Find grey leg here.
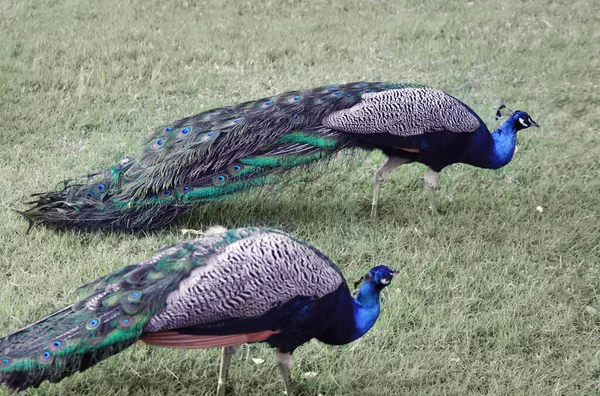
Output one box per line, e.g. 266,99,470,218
424,167,440,215
371,156,412,219
216,346,239,396
275,349,294,396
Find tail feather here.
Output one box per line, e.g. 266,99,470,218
20,82,410,232
20,130,351,232
0,243,205,390
0,303,146,391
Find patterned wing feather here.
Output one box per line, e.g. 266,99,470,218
322,88,481,136
145,231,344,332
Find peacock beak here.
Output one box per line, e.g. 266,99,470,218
531,119,540,128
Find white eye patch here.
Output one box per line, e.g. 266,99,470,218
518,117,528,127
380,278,390,285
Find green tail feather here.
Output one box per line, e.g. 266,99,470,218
0,298,148,391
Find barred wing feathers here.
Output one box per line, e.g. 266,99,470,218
323,88,480,136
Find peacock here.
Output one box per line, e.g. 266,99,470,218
0,226,397,395
20,82,538,231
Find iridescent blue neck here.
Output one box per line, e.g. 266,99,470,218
315,281,383,345
350,282,381,339
464,117,518,169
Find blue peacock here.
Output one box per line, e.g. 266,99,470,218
0,227,397,395
20,82,538,231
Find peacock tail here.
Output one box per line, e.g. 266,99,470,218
0,227,273,391
19,82,420,232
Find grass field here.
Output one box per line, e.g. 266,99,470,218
1,0,599,394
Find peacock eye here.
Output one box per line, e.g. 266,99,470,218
39,351,53,362
152,138,166,150
118,316,135,328
129,291,141,300
213,174,227,185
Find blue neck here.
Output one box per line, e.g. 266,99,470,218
464,118,518,170
350,282,381,339
317,282,381,345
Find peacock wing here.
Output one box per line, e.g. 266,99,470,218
322,87,481,137
143,230,345,334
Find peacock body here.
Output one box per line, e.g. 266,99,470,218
0,227,396,394
20,82,538,231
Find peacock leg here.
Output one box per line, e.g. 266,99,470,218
371,156,412,219
424,167,439,215
216,345,239,396
275,349,294,396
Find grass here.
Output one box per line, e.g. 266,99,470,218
0,0,599,394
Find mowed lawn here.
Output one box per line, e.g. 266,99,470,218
0,0,598,395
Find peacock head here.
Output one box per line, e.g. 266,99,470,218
496,105,539,131
512,110,539,130
359,265,398,292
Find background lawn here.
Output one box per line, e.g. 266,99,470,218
0,0,598,394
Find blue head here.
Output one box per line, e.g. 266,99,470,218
512,110,539,131
357,265,398,293
496,105,539,131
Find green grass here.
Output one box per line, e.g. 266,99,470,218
0,0,599,394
